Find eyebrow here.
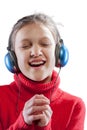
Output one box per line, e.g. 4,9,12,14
21,39,30,43
21,36,50,42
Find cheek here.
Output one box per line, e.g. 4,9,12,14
51,54,56,66
47,48,55,64
16,51,27,66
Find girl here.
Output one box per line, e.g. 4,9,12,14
0,13,85,130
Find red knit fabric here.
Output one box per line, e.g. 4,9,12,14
0,70,85,130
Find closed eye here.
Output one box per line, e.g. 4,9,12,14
40,42,52,47
21,41,32,49
40,37,53,47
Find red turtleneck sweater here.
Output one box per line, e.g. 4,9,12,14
0,70,85,130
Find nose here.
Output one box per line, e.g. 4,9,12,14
30,44,42,57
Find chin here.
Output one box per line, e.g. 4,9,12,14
25,71,52,83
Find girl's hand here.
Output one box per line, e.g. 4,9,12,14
22,94,52,127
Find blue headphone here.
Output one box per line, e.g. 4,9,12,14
55,39,69,67
4,39,69,73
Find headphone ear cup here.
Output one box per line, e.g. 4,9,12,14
55,44,69,67
4,51,19,73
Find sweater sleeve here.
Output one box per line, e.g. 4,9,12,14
6,112,52,130
66,99,86,130
6,112,34,130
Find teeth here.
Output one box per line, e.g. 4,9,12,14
30,61,44,66
30,61,44,65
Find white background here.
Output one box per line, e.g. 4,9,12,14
0,0,87,129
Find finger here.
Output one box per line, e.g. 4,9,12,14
24,94,50,109
33,112,48,127
29,113,44,122
39,94,50,102
22,112,43,125
33,99,50,106
31,94,50,104
44,109,53,120
27,104,49,115
43,104,53,118
23,95,40,110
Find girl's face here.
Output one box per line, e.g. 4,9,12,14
14,23,56,83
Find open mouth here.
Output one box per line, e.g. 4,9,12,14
29,61,46,67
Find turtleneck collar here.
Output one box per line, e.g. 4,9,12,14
14,70,60,92
14,70,61,101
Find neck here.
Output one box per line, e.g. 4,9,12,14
29,76,52,84
14,70,60,94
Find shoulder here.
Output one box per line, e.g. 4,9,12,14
0,81,16,97
0,81,15,89
60,89,86,111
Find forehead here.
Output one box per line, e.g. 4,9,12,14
15,23,55,42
